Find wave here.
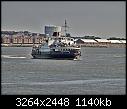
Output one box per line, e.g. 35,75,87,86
2,55,26,59
2,78,125,86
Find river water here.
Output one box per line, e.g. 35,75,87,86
1,47,126,95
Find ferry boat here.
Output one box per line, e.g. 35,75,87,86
31,20,81,60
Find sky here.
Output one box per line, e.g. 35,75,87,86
1,1,126,38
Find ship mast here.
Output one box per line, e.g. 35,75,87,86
62,19,70,36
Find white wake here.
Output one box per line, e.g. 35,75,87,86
2,55,26,59
2,78,125,86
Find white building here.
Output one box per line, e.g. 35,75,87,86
75,39,97,44
95,39,111,43
119,40,126,44
81,39,98,43
108,40,122,43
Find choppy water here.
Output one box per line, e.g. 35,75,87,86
1,47,126,95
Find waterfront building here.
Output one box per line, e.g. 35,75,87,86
119,40,126,44
108,40,123,43
95,39,111,44
76,39,97,44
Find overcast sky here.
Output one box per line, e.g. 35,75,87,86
2,1,125,38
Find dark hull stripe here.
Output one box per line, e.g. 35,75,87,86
32,53,80,59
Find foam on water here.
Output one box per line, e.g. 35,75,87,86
2,55,26,59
